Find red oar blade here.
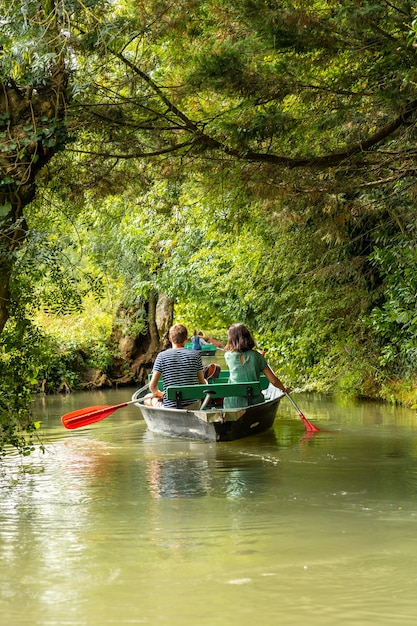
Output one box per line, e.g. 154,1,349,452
285,393,321,433
299,413,321,433
61,402,129,430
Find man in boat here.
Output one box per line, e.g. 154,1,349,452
145,324,218,408
198,331,224,349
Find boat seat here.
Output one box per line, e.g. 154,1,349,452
165,381,263,409
147,372,269,396
214,372,269,389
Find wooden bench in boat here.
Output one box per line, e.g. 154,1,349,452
210,370,250,383
150,372,269,387
212,372,269,388
165,379,268,409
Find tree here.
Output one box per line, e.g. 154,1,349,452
0,0,109,455
3,0,417,339
70,1,417,181
1,0,417,456
71,0,417,397
0,1,85,332
81,188,177,383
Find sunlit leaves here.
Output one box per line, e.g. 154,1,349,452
364,238,417,371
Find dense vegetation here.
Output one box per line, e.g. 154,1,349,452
1,0,417,455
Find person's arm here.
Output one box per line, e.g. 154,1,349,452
149,371,164,398
198,370,207,384
262,364,290,393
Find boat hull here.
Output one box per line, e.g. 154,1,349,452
133,391,281,442
184,343,217,355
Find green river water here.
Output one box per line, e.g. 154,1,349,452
1,387,417,626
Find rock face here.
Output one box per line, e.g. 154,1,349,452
118,336,136,361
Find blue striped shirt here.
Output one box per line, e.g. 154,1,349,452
153,348,203,407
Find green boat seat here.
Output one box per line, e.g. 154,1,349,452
147,372,269,398
165,381,263,409
214,372,269,390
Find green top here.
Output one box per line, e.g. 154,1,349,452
224,350,268,408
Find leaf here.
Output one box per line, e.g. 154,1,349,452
0,202,12,216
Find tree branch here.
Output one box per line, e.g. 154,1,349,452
95,49,417,170
67,140,195,159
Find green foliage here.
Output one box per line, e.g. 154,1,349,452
2,306,114,402
364,236,417,374
9,224,104,317
22,0,417,405
1,0,417,465
0,317,45,457
34,298,115,392
0,0,111,83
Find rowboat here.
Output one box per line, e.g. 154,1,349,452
131,371,283,442
184,342,217,355
61,374,319,436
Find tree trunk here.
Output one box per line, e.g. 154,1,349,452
109,292,174,386
155,292,174,349
148,289,161,353
0,65,69,334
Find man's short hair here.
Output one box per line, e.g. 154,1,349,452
169,324,188,344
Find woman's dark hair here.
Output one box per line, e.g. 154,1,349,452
225,324,255,352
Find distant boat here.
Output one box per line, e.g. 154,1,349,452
184,342,217,355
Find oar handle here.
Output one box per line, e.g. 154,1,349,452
284,392,304,416
284,392,320,433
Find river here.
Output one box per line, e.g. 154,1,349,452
1,387,417,625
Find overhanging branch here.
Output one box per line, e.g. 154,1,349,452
95,48,417,170
67,140,195,159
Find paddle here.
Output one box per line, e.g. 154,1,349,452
285,392,320,433
61,385,148,430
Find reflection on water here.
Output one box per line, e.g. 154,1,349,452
1,390,417,625
143,429,282,500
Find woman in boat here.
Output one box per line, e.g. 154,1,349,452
224,323,289,408
190,329,202,350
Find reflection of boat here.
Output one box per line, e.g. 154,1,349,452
184,342,217,355
142,429,280,499
132,372,283,442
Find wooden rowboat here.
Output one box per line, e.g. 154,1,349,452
184,342,217,355
131,372,283,442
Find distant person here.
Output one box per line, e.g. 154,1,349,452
190,329,202,350
224,323,289,408
197,331,211,346
198,331,224,348
145,324,206,408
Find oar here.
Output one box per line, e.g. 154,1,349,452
285,392,320,433
61,385,149,430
